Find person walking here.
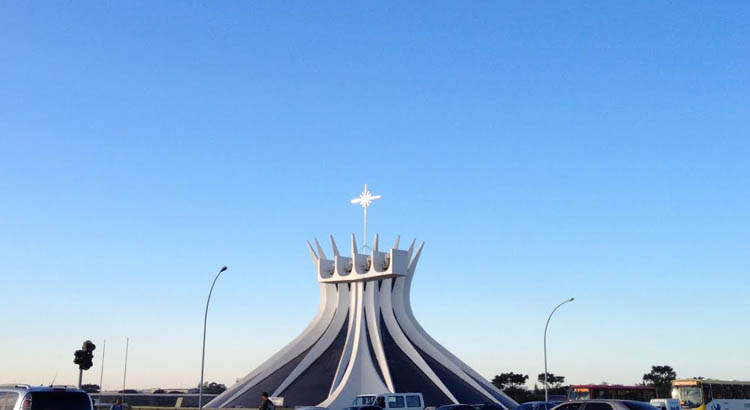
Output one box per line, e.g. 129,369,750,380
110,398,124,410
260,392,275,410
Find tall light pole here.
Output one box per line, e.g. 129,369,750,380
544,297,574,402
98,339,105,404
199,266,228,410
122,337,129,392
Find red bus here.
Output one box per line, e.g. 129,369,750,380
568,385,658,402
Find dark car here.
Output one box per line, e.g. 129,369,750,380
473,404,506,410
551,400,660,410
343,406,383,410
0,385,93,410
515,401,562,410
437,405,479,410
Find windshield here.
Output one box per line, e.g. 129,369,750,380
354,396,376,406
672,387,703,408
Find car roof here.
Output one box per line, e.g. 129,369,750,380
377,393,422,396
0,385,86,393
555,400,657,406
570,385,656,390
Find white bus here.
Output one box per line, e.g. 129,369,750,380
672,379,750,410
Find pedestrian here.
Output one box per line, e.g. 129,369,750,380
110,397,124,410
260,392,275,410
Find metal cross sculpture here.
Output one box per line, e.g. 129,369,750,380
351,184,381,252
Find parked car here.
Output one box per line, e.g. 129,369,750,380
436,405,477,410
473,404,506,410
353,393,425,410
552,399,661,410
0,384,93,410
515,401,562,410
353,395,378,406
343,406,383,410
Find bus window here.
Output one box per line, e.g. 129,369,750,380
702,384,712,404
727,384,736,399
712,385,725,400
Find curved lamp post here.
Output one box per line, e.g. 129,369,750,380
544,297,574,402
199,266,228,410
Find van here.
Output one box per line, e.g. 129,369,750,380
0,384,93,410
352,393,425,410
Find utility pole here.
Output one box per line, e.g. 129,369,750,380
122,337,129,391
98,339,106,402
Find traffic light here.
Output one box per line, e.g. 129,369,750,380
73,340,96,371
83,340,96,354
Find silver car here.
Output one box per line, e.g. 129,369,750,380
0,384,93,410
552,400,660,410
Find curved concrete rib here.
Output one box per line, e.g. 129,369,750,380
364,280,394,393
212,282,338,406
330,283,359,393
320,282,388,410
379,278,458,404
397,262,515,407
392,275,501,405
272,284,351,397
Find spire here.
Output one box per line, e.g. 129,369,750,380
350,184,381,252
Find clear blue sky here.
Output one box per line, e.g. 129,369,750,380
1,2,748,391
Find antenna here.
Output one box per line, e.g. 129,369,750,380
50,372,58,386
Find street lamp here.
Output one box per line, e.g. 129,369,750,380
544,297,574,402
199,266,228,410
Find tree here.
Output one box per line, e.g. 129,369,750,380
537,372,565,388
200,382,227,395
492,372,530,403
643,365,676,397
81,384,100,393
492,372,529,390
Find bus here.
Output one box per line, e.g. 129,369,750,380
672,379,750,410
568,385,657,402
